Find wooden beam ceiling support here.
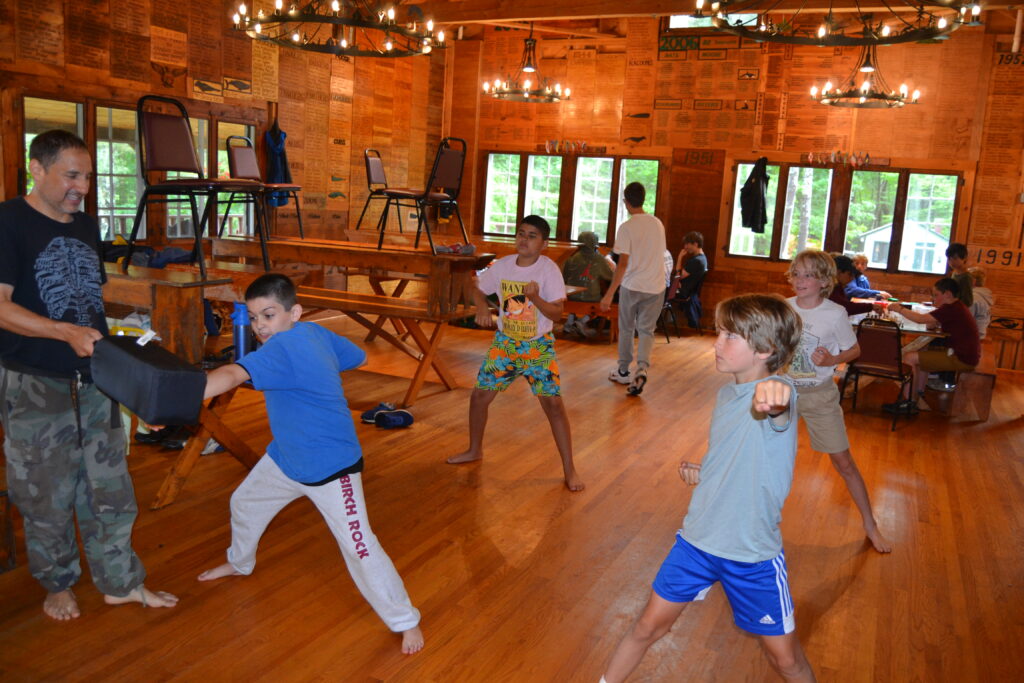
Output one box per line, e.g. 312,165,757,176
419,0,1020,23
474,20,621,39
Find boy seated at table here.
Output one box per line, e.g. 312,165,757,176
845,254,890,300
882,277,980,414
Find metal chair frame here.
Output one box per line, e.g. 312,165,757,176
840,317,913,431
220,135,304,247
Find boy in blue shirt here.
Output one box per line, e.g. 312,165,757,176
197,274,423,654
602,294,815,682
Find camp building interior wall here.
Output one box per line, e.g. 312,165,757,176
0,4,1022,322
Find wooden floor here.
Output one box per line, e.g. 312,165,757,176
2,316,1023,682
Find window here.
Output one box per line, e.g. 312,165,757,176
482,152,662,242
23,97,84,194
897,173,956,274
728,161,779,258
725,161,961,273
216,122,256,237
165,117,209,240
844,170,899,268
95,106,142,240
779,167,833,259
572,157,614,240
615,158,659,227
483,153,521,235
524,155,562,232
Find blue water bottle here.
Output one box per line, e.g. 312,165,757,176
231,301,251,361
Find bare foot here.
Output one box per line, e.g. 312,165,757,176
401,626,424,654
866,526,893,553
446,450,482,465
564,469,585,492
197,562,244,581
104,585,179,608
43,589,80,621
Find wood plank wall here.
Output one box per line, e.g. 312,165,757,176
454,22,1024,320
0,0,446,242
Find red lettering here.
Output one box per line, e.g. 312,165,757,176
348,520,360,531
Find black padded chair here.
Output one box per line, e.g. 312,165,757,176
221,135,304,240
355,149,419,235
123,95,262,278
840,317,913,431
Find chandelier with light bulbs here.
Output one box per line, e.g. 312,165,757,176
231,1,446,58
810,43,920,108
693,1,983,46
482,24,570,104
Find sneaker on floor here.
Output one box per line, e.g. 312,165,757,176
361,401,396,424
562,313,578,335
627,369,648,397
375,408,414,429
608,367,631,384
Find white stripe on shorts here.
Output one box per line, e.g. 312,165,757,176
772,553,796,634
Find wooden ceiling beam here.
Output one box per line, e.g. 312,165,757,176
418,0,1020,23
472,20,621,39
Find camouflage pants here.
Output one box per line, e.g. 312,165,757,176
0,368,145,597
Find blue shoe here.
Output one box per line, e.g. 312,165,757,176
361,402,396,424
374,408,414,429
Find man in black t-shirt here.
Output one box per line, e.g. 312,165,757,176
0,130,177,620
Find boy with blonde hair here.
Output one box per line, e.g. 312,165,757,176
785,250,891,553
602,294,814,682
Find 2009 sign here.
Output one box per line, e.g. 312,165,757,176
975,248,1024,268
996,53,1024,66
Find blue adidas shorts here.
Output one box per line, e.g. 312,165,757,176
652,535,795,636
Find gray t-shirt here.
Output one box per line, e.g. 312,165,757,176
680,376,798,563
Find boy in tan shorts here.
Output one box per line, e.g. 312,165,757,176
785,250,891,554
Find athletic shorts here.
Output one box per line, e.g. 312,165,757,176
474,331,560,397
918,349,975,373
796,380,850,454
653,536,795,636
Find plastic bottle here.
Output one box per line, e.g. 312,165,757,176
231,301,251,361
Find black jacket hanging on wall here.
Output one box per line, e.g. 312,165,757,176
265,120,292,208
740,157,770,234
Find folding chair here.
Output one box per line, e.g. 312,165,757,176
221,135,304,241
355,149,419,234
840,317,913,431
122,96,262,277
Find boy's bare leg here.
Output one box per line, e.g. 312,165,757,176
104,585,178,608
197,562,244,581
604,592,687,682
537,395,584,491
402,625,425,654
828,450,892,553
759,633,816,681
447,388,498,464
43,589,80,620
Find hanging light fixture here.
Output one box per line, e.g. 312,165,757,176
700,3,981,46
482,23,570,103
810,43,920,108
231,1,446,58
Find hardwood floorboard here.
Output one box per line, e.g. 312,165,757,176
2,318,1023,681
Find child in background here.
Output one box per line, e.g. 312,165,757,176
197,273,423,654
786,250,892,554
967,266,993,339
601,294,814,683
845,254,890,300
447,215,584,491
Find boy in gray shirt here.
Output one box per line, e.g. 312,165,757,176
602,294,816,683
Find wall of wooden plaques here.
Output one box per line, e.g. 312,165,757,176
0,0,444,241
466,21,1024,318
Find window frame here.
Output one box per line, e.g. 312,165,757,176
724,158,963,275
477,150,663,245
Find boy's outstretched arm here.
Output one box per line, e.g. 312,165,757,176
204,363,251,400
753,378,792,426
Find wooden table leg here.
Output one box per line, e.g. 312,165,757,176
400,319,455,407
150,387,258,510
365,279,409,343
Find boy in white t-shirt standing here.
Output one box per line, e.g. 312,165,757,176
600,182,667,397
785,250,891,554
447,216,583,492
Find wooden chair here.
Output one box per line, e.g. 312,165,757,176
220,135,304,242
122,95,263,278
380,137,469,253
840,317,912,431
355,149,419,234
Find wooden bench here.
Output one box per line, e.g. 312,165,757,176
922,346,997,422
561,299,618,343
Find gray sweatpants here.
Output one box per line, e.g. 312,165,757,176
225,455,420,632
617,287,665,371
1,368,145,597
